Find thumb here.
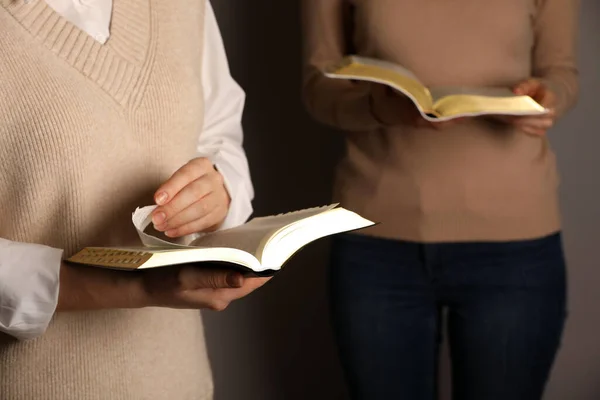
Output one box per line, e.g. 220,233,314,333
513,79,541,96
180,267,245,290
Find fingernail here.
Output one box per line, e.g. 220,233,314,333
165,229,177,237
226,273,244,288
153,223,167,232
152,212,166,225
155,192,168,205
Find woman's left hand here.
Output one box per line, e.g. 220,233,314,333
151,158,231,237
505,79,557,136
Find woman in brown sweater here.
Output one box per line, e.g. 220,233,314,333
302,0,579,399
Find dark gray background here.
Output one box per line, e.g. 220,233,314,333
203,1,599,399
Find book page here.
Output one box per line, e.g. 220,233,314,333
190,205,339,259
132,205,197,248
429,86,519,103
325,56,434,112
259,207,374,270
428,86,547,120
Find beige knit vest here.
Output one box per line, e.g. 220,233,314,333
0,1,214,398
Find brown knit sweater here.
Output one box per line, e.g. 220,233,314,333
0,0,214,398
302,0,579,242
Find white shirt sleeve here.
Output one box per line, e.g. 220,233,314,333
0,239,63,340
197,1,254,230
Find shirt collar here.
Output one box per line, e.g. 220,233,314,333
44,0,112,44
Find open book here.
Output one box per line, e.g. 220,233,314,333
66,204,374,275
324,56,548,121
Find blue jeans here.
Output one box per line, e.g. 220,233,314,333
329,233,567,400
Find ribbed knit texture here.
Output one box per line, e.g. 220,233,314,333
0,0,214,398
303,0,579,242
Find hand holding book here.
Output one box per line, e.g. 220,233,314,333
57,258,270,312
326,56,549,123
140,266,270,311
495,79,558,136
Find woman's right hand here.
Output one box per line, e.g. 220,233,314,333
57,262,270,312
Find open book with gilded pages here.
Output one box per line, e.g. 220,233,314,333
67,204,375,275
324,56,548,122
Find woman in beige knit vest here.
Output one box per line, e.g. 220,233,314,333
302,0,579,399
0,1,269,399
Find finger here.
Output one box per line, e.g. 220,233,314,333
512,114,554,126
160,192,222,235
185,276,271,311
180,267,245,290
513,79,541,96
538,92,557,110
230,276,271,294
153,176,215,228
536,118,554,129
521,125,547,136
213,277,272,302
166,202,228,237
513,117,554,130
154,158,213,206
240,276,271,292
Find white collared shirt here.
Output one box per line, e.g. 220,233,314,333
0,0,253,340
